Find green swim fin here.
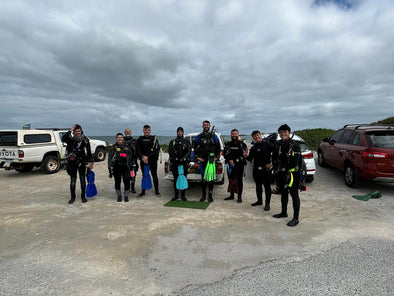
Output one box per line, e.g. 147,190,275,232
203,153,216,182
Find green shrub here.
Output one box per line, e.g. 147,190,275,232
160,144,169,153
294,128,335,151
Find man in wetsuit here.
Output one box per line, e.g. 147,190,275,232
168,127,191,201
136,125,161,197
224,129,247,203
194,120,221,202
244,130,273,210
272,124,301,227
62,124,93,204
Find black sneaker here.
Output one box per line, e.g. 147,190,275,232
208,197,213,203
287,219,299,227
237,197,242,203
264,205,270,211
124,197,129,202
251,202,262,207
138,192,145,197
199,196,206,202
224,196,234,200
273,213,288,218
68,198,75,204
171,196,179,201
117,196,122,202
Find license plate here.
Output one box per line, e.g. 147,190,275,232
0,149,18,158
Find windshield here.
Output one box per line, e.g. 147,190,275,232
366,131,394,149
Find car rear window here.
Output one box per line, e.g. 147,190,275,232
0,132,17,146
366,131,394,149
24,134,52,144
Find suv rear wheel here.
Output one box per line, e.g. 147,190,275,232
317,150,327,167
344,164,360,188
41,156,61,174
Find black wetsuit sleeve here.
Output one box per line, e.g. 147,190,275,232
108,146,114,171
61,130,73,145
84,137,93,163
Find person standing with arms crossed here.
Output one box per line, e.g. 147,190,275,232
244,130,273,210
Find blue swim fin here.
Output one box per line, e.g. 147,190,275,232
176,165,188,190
86,170,97,198
141,164,152,190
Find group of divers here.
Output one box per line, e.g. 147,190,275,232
61,120,304,227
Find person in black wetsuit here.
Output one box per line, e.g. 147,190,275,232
136,125,161,197
62,124,93,204
224,129,247,203
168,127,191,201
244,130,274,210
194,120,221,202
123,128,138,194
108,133,133,202
272,124,301,227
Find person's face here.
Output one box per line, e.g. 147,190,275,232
143,128,151,137
231,130,239,141
124,129,131,136
116,135,124,144
279,130,290,141
73,128,82,138
203,122,210,132
177,130,183,137
252,133,262,143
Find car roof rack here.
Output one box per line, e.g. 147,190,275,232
343,124,393,130
35,128,69,131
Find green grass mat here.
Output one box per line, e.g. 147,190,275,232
164,200,210,210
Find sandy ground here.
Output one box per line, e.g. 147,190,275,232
0,153,393,295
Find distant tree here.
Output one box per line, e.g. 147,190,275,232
294,128,335,151
372,116,394,125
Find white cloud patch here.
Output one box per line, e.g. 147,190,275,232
0,0,393,135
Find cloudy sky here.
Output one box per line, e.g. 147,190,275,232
1,0,393,136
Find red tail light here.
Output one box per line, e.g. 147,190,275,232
18,150,24,158
217,163,223,175
164,161,168,174
303,152,314,159
362,151,388,159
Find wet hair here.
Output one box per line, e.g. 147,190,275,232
177,127,184,133
278,124,291,133
231,129,239,134
251,130,261,136
143,124,151,130
74,124,83,134
116,133,123,137
203,120,210,125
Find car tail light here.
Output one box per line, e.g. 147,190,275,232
303,152,314,159
18,150,24,158
362,151,388,159
217,162,223,175
164,161,168,174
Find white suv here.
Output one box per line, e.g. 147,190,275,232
164,132,226,184
0,129,108,174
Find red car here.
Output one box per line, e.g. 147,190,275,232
318,124,394,187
